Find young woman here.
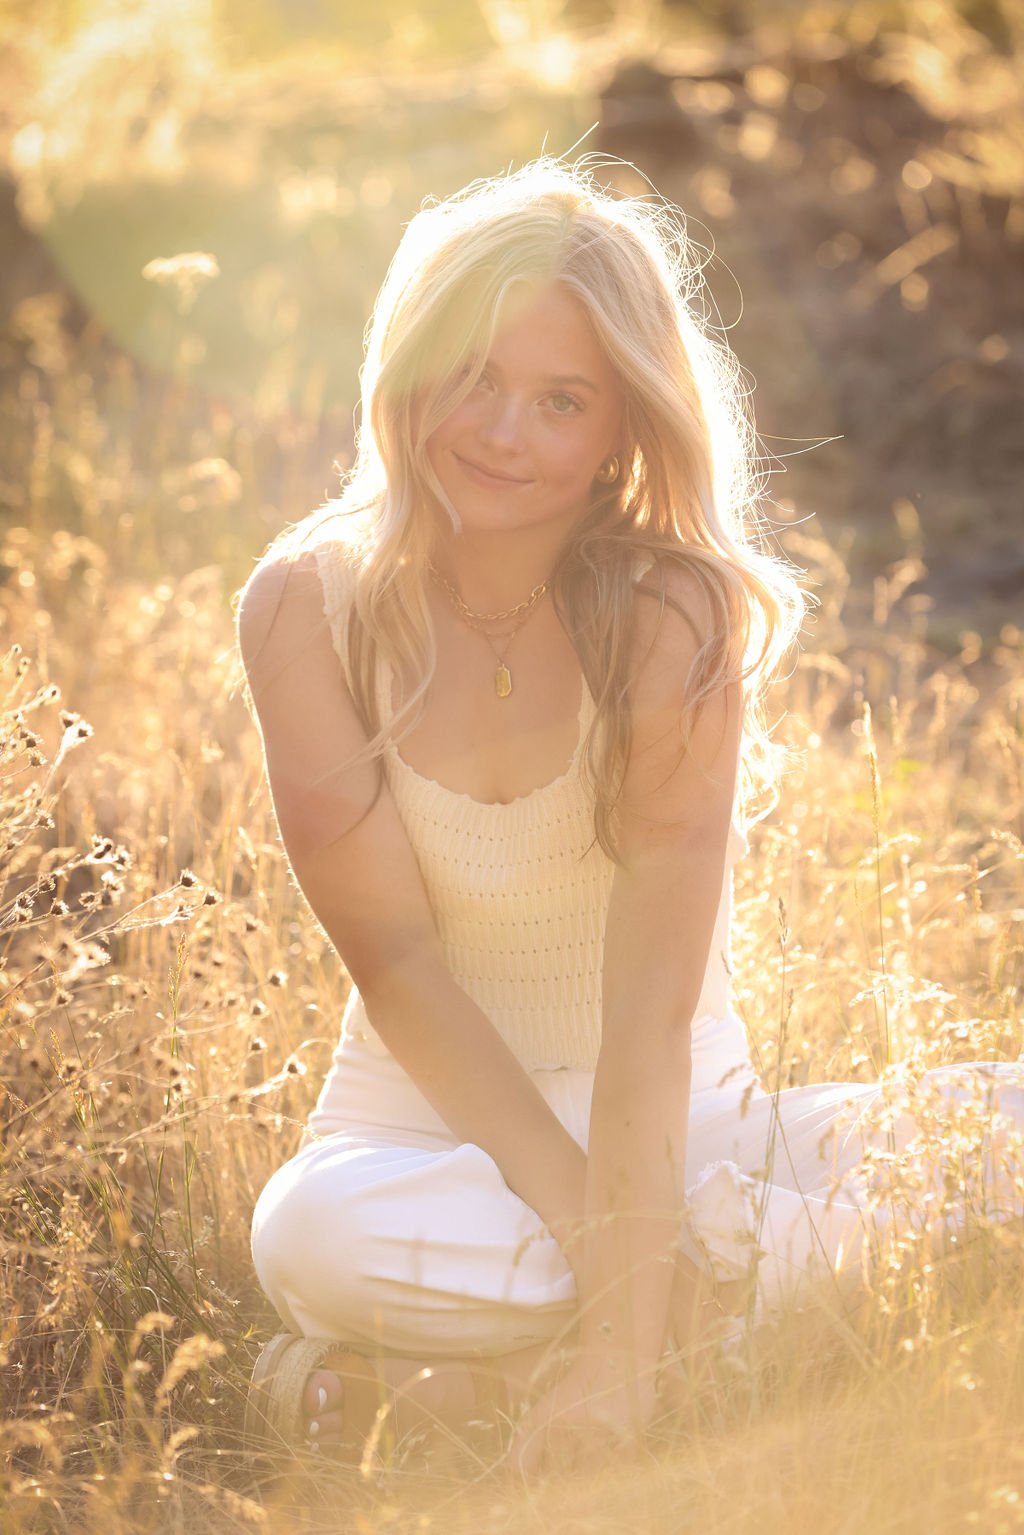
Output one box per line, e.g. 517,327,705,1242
235,157,1024,1475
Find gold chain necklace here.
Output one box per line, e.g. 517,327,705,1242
429,564,549,623
427,561,549,699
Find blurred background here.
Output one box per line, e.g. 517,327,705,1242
1,9,1023,1516
2,0,1022,639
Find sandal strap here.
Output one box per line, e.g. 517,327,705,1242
246,1333,337,1451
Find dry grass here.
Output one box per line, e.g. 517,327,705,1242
2,1,1023,1529
1,447,1022,1535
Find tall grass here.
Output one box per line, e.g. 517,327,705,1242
1,453,1022,1534
2,0,1023,1528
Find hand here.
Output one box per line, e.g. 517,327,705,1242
507,1347,658,1478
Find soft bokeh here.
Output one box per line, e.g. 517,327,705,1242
1,2,1022,1531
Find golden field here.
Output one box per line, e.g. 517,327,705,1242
1,1,1022,1530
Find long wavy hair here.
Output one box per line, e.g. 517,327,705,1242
237,154,809,866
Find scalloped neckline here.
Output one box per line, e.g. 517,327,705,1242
383,659,592,811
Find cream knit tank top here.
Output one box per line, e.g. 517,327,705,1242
305,528,749,1094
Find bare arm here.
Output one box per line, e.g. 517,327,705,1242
236,544,587,1272
574,562,744,1384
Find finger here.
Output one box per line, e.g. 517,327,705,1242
540,1426,588,1477
510,1411,558,1478
509,1428,543,1478
507,1416,537,1475
533,1416,593,1475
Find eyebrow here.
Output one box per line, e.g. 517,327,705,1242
544,374,598,394
477,358,599,394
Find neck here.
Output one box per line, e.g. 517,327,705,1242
428,523,567,612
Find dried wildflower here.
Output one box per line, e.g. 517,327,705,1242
52,714,93,767
154,1333,226,1409
141,251,220,316
56,712,93,742
0,1420,64,1471
267,970,287,987
178,869,198,887
250,999,268,1018
248,1036,268,1054
156,903,191,927
183,456,242,506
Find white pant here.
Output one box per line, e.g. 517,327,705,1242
251,1026,1024,1359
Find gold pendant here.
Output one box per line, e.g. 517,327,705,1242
495,664,512,698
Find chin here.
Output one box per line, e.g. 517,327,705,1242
462,511,588,544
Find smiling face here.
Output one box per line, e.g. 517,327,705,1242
424,280,625,543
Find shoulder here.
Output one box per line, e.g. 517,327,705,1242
628,552,718,692
615,551,743,854
235,540,318,670
235,516,358,684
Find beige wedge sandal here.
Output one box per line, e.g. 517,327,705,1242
243,1331,342,1459
243,1330,514,1468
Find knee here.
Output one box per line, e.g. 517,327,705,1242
250,1152,375,1315
250,1164,293,1293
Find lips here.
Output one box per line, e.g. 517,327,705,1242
453,452,533,487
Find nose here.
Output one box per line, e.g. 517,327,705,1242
477,390,527,455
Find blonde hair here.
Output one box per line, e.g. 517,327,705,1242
241,154,809,865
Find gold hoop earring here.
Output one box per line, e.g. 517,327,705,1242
595,456,620,485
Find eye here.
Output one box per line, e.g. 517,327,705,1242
454,362,488,389
547,392,583,415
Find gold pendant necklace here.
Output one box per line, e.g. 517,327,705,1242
428,562,549,699
479,625,520,697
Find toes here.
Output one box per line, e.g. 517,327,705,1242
307,1407,346,1443
302,1368,342,1424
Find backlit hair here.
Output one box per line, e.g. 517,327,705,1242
238,154,810,864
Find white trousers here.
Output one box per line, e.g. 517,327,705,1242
251,1024,1024,1360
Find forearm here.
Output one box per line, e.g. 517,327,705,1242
360,951,589,1278
575,1021,692,1381
285,810,591,1280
